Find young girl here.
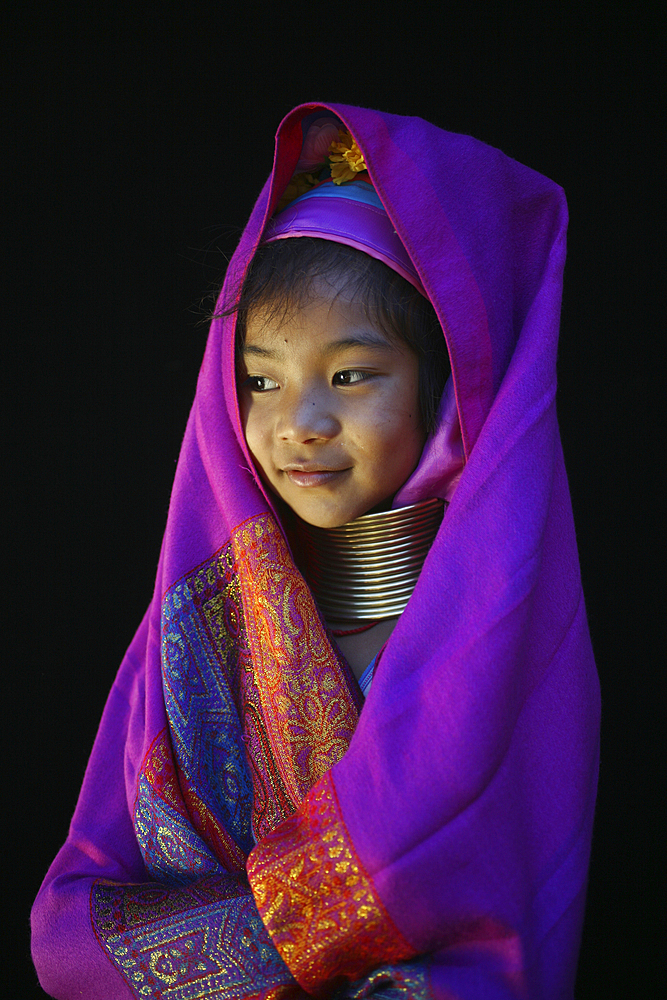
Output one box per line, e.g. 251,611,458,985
32,104,600,1000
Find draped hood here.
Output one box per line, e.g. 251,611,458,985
32,103,599,1000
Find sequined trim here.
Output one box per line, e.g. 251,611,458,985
92,873,303,999
232,514,362,828
247,771,414,995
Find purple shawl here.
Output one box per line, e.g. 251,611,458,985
32,103,599,1000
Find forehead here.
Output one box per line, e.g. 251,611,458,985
243,283,403,355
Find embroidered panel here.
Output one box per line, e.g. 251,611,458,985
232,515,362,826
92,873,305,999
135,731,245,884
160,547,255,867
247,770,414,996
140,513,361,882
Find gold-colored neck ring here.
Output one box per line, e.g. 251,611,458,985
295,497,445,622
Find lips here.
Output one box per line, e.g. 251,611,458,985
282,463,350,488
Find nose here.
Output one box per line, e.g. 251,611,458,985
276,384,339,443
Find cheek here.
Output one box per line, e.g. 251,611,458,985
377,377,422,443
239,400,267,464
385,383,425,469
363,401,424,470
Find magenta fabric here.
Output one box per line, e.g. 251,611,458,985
31,103,599,999
393,375,464,506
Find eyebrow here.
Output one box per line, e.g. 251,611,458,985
242,344,277,358
323,334,395,356
242,333,395,360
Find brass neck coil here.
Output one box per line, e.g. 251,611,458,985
295,497,445,622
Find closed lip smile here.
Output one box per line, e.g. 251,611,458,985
282,462,346,473
281,462,350,487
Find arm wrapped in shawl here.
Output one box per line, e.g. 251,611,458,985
31,607,302,1000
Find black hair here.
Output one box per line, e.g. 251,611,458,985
228,237,450,434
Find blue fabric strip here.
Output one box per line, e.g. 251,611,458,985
358,653,378,699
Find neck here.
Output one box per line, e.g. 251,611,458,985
293,498,445,622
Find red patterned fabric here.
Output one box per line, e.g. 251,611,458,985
233,515,362,821
248,771,413,995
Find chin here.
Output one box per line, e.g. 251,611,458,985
293,508,354,529
307,514,354,529
289,497,384,529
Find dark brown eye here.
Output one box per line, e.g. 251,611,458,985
332,370,367,386
242,376,278,392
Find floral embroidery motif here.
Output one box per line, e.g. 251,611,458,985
92,873,303,999
156,513,359,849
247,771,413,995
232,515,361,831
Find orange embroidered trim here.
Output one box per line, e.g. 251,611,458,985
232,514,361,817
247,770,414,996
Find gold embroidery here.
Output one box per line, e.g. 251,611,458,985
92,874,307,998
247,771,414,995
232,514,361,823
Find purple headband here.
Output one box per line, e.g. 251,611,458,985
264,178,426,297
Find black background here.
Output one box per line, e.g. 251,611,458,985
6,8,660,997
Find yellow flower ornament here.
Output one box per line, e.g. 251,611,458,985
275,125,369,212
328,130,368,184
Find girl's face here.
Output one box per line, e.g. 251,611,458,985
238,281,426,528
